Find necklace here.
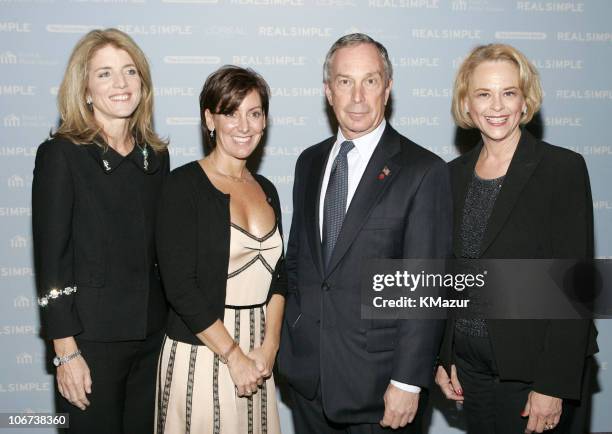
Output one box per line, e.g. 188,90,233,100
206,158,250,183
135,142,149,171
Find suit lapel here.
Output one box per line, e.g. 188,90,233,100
304,138,334,278
325,125,402,277
479,130,544,256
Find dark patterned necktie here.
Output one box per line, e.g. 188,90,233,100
322,140,355,268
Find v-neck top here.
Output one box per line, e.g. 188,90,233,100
156,161,287,345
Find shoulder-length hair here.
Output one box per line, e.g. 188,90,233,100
451,43,543,129
54,28,167,152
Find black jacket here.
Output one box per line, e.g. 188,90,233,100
278,124,453,423
155,161,287,346
438,129,598,400
32,137,169,341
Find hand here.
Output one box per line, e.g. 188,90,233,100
379,383,419,429
435,365,464,402
522,390,562,433
227,348,265,397
246,344,277,380
56,355,92,411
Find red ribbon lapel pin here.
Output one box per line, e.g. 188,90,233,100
378,165,391,180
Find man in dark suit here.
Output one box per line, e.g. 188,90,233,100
278,33,453,433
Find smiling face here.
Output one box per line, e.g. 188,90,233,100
86,44,142,127
325,43,392,140
204,89,266,161
465,60,526,147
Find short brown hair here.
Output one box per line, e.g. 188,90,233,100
451,43,543,129
199,65,270,149
54,28,167,152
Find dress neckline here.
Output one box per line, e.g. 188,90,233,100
230,221,278,242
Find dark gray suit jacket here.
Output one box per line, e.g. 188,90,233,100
278,124,453,423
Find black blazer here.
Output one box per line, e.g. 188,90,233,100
32,137,169,341
438,129,598,400
155,161,287,346
278,124,453,423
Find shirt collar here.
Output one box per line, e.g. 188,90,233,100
87,139,160,174
335,119,386,160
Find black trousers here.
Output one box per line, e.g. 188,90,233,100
57,329,164,434
291,385,426,434
454,330,589,434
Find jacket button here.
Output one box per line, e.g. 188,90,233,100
322,283,330,291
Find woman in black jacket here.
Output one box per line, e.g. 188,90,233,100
155,66,286,433
32,28,168,433
435,44,597,434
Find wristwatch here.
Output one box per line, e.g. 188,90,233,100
53,349,82,367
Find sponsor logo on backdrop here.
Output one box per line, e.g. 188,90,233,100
593,201,612,210
423,145,457,156
0,325,38,335
7,175,32,188
16,352,44,365
281,204,292,215
229,0,304,5
258,27,332,37
579,145,612,155
412,88,452,98
264,146,307,157
166,117,199,126
544,116,582,127
0,207,31,217
163,56,220,65
270,116,307,126
395,116,440,126
232,56,306,66
50,86,59,95
531,58,583,69
117,25,193,35
516,2,584,12
0,51,58,66
14,296,33,308
203,25,247,37
412,29,481,39
163,0,217,3
71,0,144,3
557,32,612,42
556,90,612,100
0,382,50,392
368,0,438,8
2,114,54,128
450,0,504,11
391,57,440,68
0,85,36,96
0,22,32,32
1,267,34,277
0,146,38,157
315,0,356,6
270,87,323,97
10,236,29,248
266,175,295,185
154,87,196,97
167,146,200,157
495,31,547,40
46,24,100,33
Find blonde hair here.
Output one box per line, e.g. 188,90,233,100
451,44,543,129
54,28,167,152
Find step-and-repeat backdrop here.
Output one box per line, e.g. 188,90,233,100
1,1,610,432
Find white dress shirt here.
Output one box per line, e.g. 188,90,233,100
318,119,421,394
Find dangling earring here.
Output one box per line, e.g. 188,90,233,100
86,96,93,111
209,129,215,140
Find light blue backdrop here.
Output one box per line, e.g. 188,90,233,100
1,1,610,432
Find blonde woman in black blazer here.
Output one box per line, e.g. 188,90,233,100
32,29,168,433
435,44,597,434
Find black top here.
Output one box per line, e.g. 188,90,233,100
156,161,287,346
32,137,169,341
455,173,505,337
